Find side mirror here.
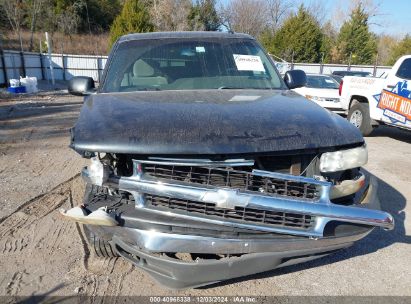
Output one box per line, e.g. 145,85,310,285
68,76,95,96
284,70,307,89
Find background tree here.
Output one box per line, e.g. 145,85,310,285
265,5,324,63
56,0,83,53
188,0,220,31
320,21,337,63
219,0,269,37
377,35,398,65
387,35,411,65
78,0,121,33
109,0,154,47
27,0,44,51
334,3,377,64
1,0,27,51
266,0,294,34
151,0,192,31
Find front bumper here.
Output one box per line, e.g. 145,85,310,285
78,161,393,289
110,234,357,289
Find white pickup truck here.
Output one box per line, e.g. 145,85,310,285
340,55,411,135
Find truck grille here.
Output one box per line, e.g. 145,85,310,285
143,165,319,200
146,194,315,230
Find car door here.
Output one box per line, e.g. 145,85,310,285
379,57,411,129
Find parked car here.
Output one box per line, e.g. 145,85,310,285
62,31,393,289
292,74,344,114
332,70,372,77
339,55,411,135
329,74,343,84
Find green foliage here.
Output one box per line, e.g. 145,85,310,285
259,29,275,54
79,0,122,32
320,21,337,63
335,3,377,64
188,0,220,31
262,6,324,63
320,34,332,63
387,35,411,65
109,0,154,47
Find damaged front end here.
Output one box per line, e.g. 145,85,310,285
61,150,393,289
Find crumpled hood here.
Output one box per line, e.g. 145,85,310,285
71,90,364,155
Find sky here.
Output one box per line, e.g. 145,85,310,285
300,0,411,37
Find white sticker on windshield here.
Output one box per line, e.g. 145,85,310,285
325,79,334,84
196,46,205,53
233,54,265,72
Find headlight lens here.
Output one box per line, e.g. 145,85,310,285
320,145,368,172
305,95,340,103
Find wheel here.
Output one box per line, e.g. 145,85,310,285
348,100,374,136
83,225,119,258
82,184,119,258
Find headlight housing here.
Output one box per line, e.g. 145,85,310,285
320,145,368,172
305,95,339,103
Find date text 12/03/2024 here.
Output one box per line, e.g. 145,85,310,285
149,296,257,303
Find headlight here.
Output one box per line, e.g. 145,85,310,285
305,95,339,103
320,145,368,172
88,157,109,186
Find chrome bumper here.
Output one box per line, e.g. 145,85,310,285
81,161,394,238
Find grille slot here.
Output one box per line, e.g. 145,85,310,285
146,195,315,230
143,165,319,200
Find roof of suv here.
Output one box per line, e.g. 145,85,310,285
118,31,254,43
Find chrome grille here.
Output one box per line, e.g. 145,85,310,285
143,165,319,200
146,194,315,230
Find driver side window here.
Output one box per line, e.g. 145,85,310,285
396,58,411,80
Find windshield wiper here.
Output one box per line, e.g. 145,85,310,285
217,86,242,89
217,86,273,90
136,87,162,91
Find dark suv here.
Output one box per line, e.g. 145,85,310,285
63,32,393,289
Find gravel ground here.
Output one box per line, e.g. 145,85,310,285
0,93,410,299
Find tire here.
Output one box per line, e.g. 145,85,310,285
347,100,374,136
82,184,119,258
83,225,119,258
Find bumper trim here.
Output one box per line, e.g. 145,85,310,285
107,225,371,254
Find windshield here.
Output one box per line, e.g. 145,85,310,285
101,37,283,92
306,75,339,89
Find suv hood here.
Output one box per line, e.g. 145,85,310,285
71,90,363,155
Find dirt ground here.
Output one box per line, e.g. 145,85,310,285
0,92,410,299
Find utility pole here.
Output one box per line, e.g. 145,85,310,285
45,32,55,86
373,53,379,77
320,52,324,74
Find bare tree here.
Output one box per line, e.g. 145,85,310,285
1,0,26,51
305,0,328,26
151,0,192,31
220,0,269,37
266,0,294,33
57,0,83,53
28,0,44,51
377,35,398,65
331,0,385,30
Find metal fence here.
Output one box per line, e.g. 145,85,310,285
0,49,392,86
292,63,392,77
0,50,108,86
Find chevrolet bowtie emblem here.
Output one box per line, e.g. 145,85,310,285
201,189,250,209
